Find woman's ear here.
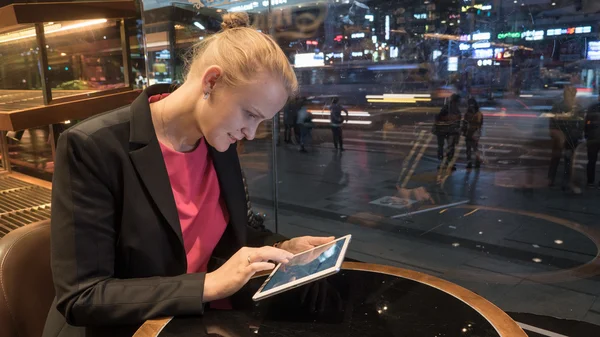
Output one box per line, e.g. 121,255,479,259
202,65,223,94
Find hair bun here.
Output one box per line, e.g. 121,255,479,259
221,12,250,30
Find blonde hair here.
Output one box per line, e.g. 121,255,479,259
186,12,298,97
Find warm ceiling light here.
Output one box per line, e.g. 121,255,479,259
0,19,107,44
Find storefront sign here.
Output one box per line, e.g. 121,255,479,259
472,42,491,49
351,32,365,39
294,52,324,67
460,32,490,41
414,13,427,20
521,30,544,41
587,41,600,60
461,4,492,12
497,32,521,39
385,15,390,40
472,48,493,59
547,26,592,36
448,57,459,72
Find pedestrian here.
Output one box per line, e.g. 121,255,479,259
297,97,313,152
548,86,584,191
330,97,349,151
433,94,462,170
463,97,483,168
585,98,600,187
283,97,298,144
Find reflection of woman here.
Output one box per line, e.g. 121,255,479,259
43,13,332,337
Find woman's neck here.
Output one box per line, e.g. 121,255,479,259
150,83,204,152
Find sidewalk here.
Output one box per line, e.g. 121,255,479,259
240,139,600,327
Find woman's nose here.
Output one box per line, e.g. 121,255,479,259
242,126,257,141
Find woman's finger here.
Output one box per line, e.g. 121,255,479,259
250,246,293,263
306,236,335,246
248,262,276,273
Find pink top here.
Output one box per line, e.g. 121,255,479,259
151,94,229,273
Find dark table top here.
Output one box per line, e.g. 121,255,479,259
134,262,525,337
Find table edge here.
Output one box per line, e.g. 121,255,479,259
133,261,526,337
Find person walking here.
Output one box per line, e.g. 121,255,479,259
585,99,600,187
463,97,483,169
330,97,349,151
548,86,583,191
283,97,299,144
433,94,462,170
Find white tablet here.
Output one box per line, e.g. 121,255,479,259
252,235,351,301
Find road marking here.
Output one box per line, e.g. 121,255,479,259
344,138,513,153
397,130,426,186
516,322,569,337
390,200,470,219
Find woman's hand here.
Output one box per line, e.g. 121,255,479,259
203,246,293,302
278,236,335,255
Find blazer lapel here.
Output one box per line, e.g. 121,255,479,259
128,85,184,250
209,144,247,249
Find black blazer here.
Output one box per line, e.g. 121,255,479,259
42,84,285,337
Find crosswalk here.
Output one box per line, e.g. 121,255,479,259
319,118,595,167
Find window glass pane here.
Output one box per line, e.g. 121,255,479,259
0,25,44,110
269,0,600,333
44,19,127,98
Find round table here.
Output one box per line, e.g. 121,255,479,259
134,262,526,337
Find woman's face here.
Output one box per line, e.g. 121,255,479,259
197,71,288,152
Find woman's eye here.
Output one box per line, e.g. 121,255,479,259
247,111,258,119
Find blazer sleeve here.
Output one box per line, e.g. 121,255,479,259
51,129,205,327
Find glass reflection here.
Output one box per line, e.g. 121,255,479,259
129,0,600,334
44,19,127,98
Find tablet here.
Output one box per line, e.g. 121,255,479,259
252,235,351,301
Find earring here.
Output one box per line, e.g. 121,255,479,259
203,92,210,100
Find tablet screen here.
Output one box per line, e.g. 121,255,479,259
261,237,347,292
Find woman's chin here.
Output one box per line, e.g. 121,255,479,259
213,139,233,152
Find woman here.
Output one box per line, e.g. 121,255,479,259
43,13,333,337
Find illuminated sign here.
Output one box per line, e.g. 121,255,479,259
472,48,493,59
385,15,390,40
448,57,458,72
226,0,288,12
477,59,494,66
414,13,427,20
294,53,324,68
588,41,600,60
351,51,364,57
459,43,470,51
461,4,492,12
365,15,374,22
472,42,491,49
460,33,490,41
351,32,365,39
326,52,344,59
334,35,343,42
390,46,399,58
521,30,544,41
547,26,592,36
433,50,442,60
497,32,520,39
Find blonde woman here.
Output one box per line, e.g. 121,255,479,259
43,13,333,337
